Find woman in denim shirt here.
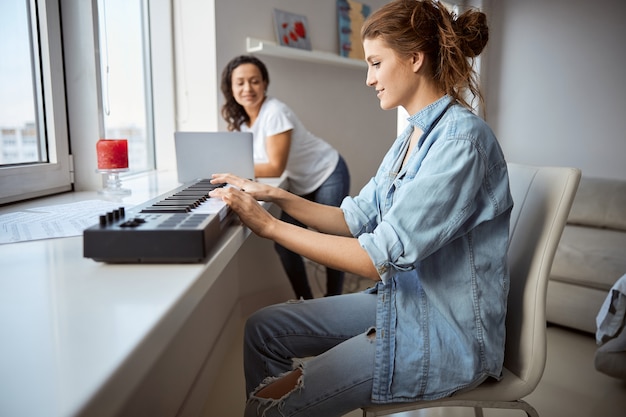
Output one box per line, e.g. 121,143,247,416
209,0,513,415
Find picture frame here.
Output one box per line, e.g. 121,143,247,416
273,9,312,51
337,0,371,59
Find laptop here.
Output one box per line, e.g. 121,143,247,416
174,131,255,183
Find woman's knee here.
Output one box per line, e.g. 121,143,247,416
244,306,278,348
244,301,303,343
245,304,281,335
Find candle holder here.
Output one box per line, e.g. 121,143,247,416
96,138,130,196
97,168,131,195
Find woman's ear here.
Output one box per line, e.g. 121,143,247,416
411,52,424,73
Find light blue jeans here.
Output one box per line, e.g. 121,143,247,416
244,292,378,417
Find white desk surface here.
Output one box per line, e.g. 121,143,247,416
0,171,284,417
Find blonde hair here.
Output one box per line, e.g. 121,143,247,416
361,0,488,110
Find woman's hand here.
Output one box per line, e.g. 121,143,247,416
210,173,274,201
209,174,277,238
210,174,378,279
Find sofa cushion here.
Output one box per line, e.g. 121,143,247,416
567,177,626,232
546,280,607,334
550,225,626,290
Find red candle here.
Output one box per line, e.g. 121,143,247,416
97,139,128,169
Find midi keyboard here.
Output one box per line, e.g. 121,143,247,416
83,179,235,263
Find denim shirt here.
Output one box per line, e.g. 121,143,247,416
341,96,513,403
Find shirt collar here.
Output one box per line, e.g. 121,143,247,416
406,95,455,132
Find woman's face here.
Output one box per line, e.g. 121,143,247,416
231,63,267,113
363,37,420,113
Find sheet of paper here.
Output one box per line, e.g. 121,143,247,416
0,200,131,244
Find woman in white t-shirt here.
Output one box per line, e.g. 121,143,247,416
220,55,351,299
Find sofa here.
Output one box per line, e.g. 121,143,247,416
546,176,626,335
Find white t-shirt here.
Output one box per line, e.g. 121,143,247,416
242,97,339,195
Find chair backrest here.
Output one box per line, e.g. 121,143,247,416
504,163,580,395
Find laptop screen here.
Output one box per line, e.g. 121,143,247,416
174,131,255,183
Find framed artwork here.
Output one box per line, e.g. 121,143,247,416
337,0,371,59
273,9,312,51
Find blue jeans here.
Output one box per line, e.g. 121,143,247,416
244,293,378,417
275,155,350,299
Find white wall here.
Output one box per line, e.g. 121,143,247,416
215,0,397,194
171,0,396,310
174,0,396,194
175,0,626,185
482,0,626,180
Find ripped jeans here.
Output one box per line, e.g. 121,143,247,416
243,292,378,417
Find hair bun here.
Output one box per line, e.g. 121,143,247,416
454,10,489,58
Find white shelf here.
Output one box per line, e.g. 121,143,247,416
246,37,366,70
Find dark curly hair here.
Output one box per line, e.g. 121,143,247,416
361,0,489,110
220,55,270,131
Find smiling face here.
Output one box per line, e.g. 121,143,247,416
231,63,267,113
363,37,423,114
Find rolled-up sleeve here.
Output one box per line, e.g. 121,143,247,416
341,177,379,237
357,222,408,283
342,188,411,284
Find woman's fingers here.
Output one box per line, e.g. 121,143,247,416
211,173,275,201
210,172,244,188
209,186,274,237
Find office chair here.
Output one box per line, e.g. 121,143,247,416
363,163,581,417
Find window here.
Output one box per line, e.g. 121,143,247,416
98,0,155,173
0,2,44,166
0,0,71,204
0,0,173,205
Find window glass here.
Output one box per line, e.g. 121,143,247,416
0,0,71,205
0,0,45,166
98,0,154,173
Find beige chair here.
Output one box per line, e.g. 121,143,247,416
362,163,581,417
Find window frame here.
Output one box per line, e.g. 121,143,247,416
0,0,72,205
